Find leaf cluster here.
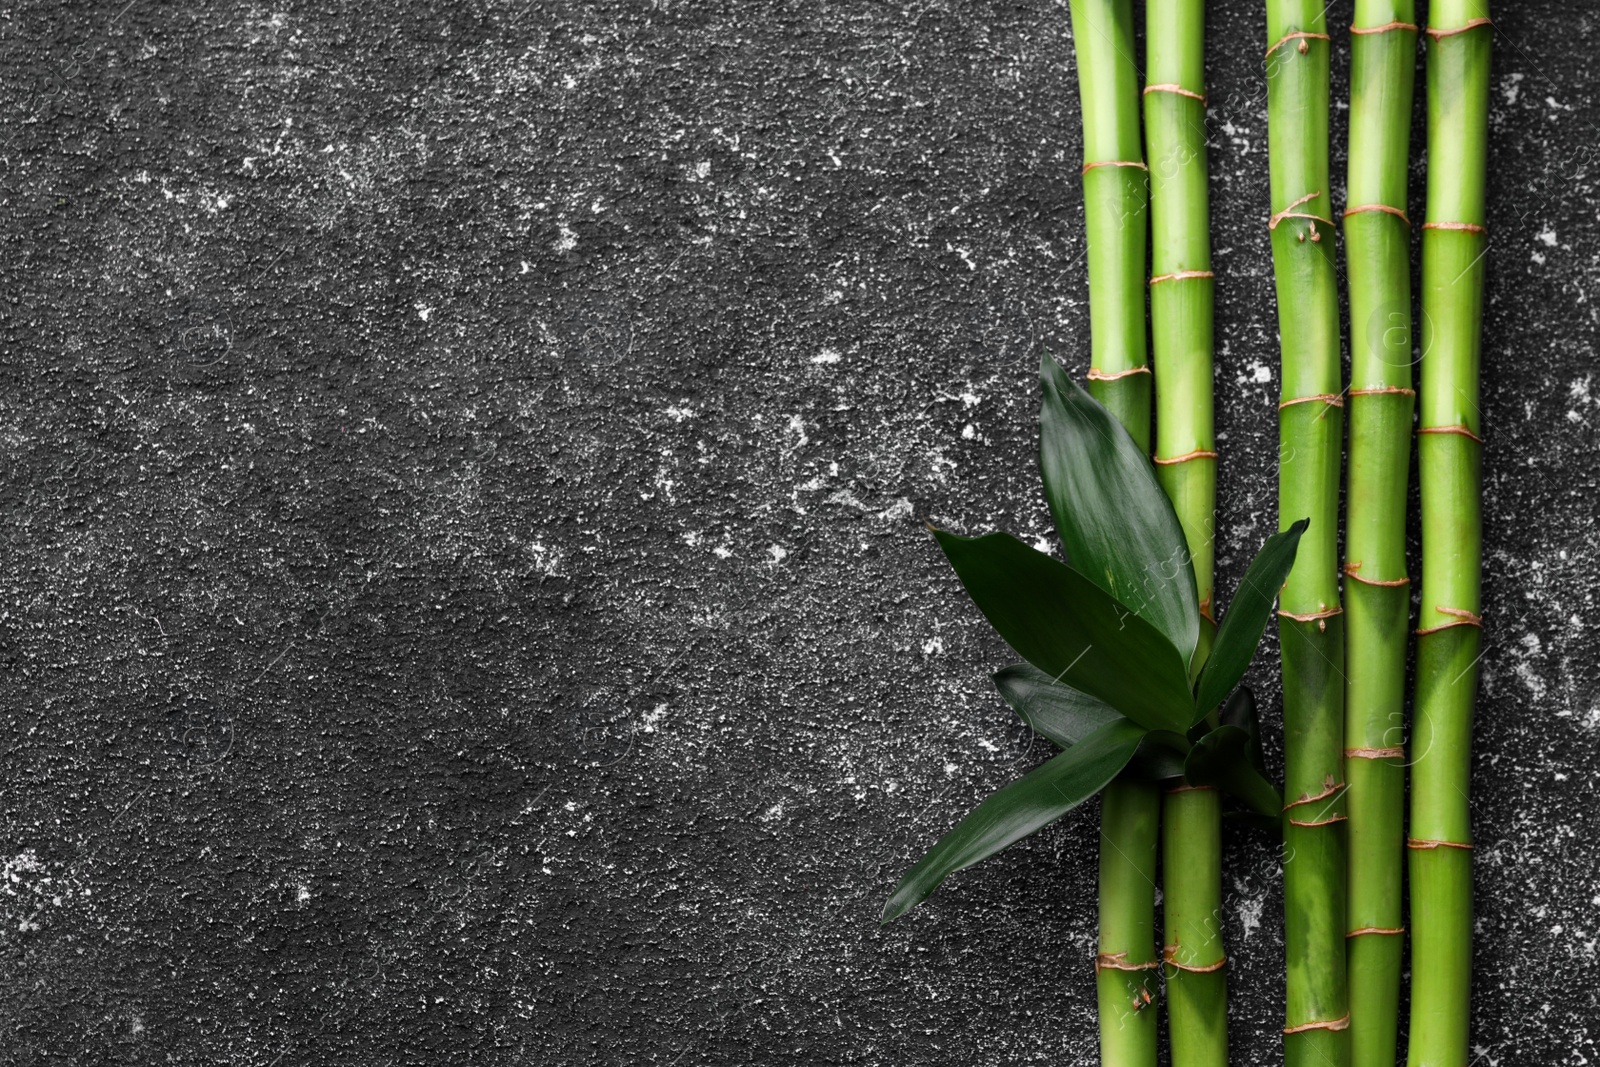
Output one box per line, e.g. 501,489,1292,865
882,357,1306,923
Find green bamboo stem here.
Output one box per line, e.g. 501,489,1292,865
1162,788,1225,1065
1072,0,1151,444
1069,5,1158,1062
1408,5,1489,1065
1265,4,1347,1064
1143,3,1223,1064
1097,781,1162,1066
1342,5,1417,1065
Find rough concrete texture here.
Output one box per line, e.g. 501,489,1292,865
0,1,1594,1064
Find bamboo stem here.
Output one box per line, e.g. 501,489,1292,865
1163,788,1226,1066
1098,781,1162,1067
1072,0,1151,449
1068,5,1158,1062
1265,3,1348,1065
1342,4,1416,1065
1143,2,1223,1063
1408,4,1489,1065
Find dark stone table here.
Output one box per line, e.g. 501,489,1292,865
2,2,1592,1063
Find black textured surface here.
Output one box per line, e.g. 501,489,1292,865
2,2,1595,1064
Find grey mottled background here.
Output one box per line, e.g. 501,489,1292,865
1,2,1594,1064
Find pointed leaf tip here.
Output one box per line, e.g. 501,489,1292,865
881,717,1146,920
1192,523,1308,720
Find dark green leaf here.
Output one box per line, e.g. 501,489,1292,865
1192,519,1309,721
1219,686,1267,774
1184,725,1282,817
881,718,1146,922
934,529,1196,733
992,664,1121,747
995,665,1183,781
1129,731,1188,781
1039,356,1200,663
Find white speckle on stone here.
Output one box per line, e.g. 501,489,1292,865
415,303,433,322
1538,228,1558,247
1241,361,1272,385
1238,893,1265,940
528,542,563,577
1515,661,1547,700
877,497,913,522
813,348,841,364
297,883,311,904
713,545,733,559
768,544,788,564
961,423,975,439
922,636,943,655
665,405,696,422
640,704,668,734
555,223,578,252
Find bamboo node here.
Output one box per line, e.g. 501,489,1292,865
1346,926,1406,938
1198,595,1215,625
1277,605,1342,632
1152,449,1219,465
1086,365,1152,381
1142,83,1207,104
1417,423,1484,443
1421,220,1488,235
1343,562,1410,587
1163,944,1227,973
1345,746,1406,760
1283,779,1345,811
1416,606,1484,635
1095,951,1160,973
1288,813,1348,827
1284,1014,1350,1035
1348,386,1416,397
1265,31,1330,60
1426,17,1493,39
1166,783,1216,795
1082,160,1149,175
1350,21,1419,35
1149,269,1214,286
1407,838,1473,850
1278,393,1345,411
1344,203,1412,227
1268,191,1335,231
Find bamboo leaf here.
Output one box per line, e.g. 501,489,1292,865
1192,519,1309,721
1184,724,1282,818
992,663,1122,746
935,529,1195,733
1039,355,1200,663
1130,731,1188,782
994,664,1185,782
1219,686,1267,774
881,717,1146,922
